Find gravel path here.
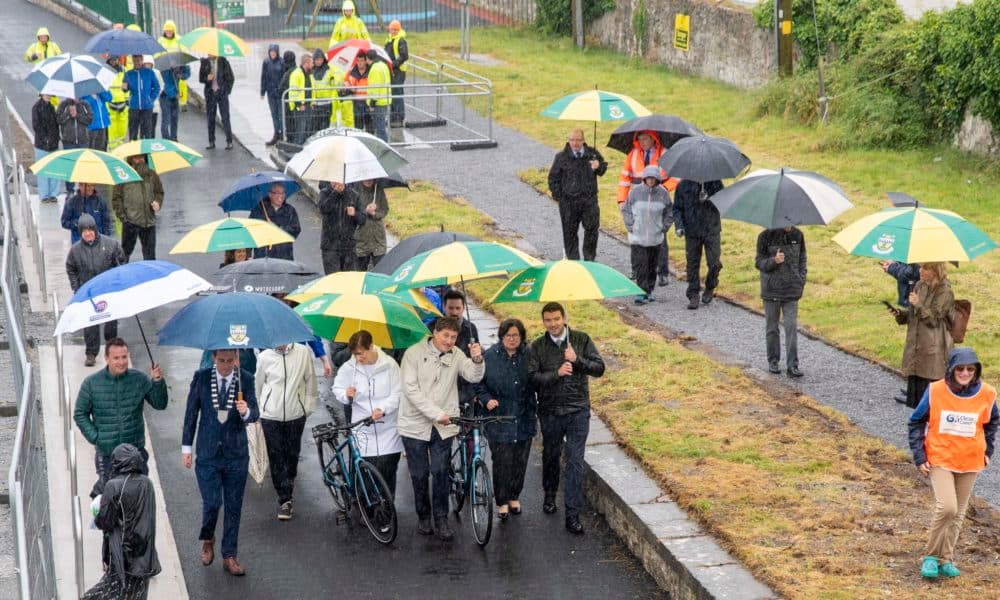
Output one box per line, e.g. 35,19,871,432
397,92,1000,509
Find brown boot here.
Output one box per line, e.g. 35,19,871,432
200,539,214,566
223,556,246,576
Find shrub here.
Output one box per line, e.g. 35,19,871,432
535,0,616,36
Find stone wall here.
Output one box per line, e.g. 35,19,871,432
954,108,1000,158
468,0,536,24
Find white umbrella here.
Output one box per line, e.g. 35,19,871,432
709,168,853,229
26,53,115,99
285,127,408,184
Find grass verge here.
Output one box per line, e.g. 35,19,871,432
387,180,1000,599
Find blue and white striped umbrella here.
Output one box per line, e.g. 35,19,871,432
26,53,115,99
55,260,211,335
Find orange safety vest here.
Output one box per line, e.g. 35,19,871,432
617,133,678,204
925,379,997,472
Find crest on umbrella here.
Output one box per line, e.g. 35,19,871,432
89,298,110,318
873,233,895,255
394,265,413,283
228,324,249,346
609,106,624,119
512,278,536,298
304,299,325,313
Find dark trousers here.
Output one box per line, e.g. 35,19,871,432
288,106,313,145
540,410,590,518
390,70,406,123
490,440,531,506
196,452,248,559
365,452,401,499
631,244,659,295
92,446,147,498
127,108,154,140
83,320,118,357
658,236,669,275
88,128,108,151
260,416,307,505
353,101,371,134
685,234,722,300
906,375,931,409
558,198,600,261
122,222,156,260
355,253,383,272
159,96,179,141
322,247,356,274
764,298,798,369
312,104,331,135
266,92,283,137
369,104,388,142
205,91,233,145
401,429,453,520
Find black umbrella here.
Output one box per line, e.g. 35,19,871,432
606,114,702,155
886,191,919,207
657,135,751,182
153,50,198,70
378,172,409,189
374,229,481,276
210,258,317,295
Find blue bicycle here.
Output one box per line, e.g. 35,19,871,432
312,406,397,545
448,414,515,546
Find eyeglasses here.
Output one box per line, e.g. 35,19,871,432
503,333,521,339
954,365,977,373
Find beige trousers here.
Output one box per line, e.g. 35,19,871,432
925,467,978,562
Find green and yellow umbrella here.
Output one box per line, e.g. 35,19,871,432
294,293,429,348
170,218,294,254
112,138,203,173
389,241,542,289
490,260,642,304
286,271,441,319
29,148,140,184
832,207,998,263
177,27,248,58
542,89,651,145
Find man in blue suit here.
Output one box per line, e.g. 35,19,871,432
182,349,259,577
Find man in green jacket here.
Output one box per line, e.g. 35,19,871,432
112,154,164,261
74,338,168,495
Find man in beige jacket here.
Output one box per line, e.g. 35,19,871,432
399,317,484,540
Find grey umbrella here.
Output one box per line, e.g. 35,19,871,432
886,191,919,207
657,135,751,182
210,258,317,295
153,50,198,70
606,114,702,154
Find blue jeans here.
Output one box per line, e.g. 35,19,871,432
266,91,282,137
540,410,590,518
196,453,248,559
160,96,179,140
401,429,453,519
370,104,388,142
33,148,60,199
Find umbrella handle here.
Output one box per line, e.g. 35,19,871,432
134,315,155,366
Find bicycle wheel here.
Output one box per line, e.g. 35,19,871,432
354,460,397,545
471,458,493,546
449,446,466,514
317,438,351,513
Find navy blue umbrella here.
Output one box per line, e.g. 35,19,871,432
158,292,314,350
218,171,302,213
83,29,165,57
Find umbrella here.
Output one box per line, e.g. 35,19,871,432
218,171,301,213
112,138,203,173
153,50,198,70
374,230,480,276
709,168,853,229
541,89,651,145
158,292,314,350
657,135,751,182
26,53,115,98
326,39,392,73
606,114,702,154
490,260,642,304
177,27,248,58
377,172,409,189
170,217,294,254
285,128,408,183
831,207,998,263
294,293,429,349
84,28,165,57
886,191,918,208
29,148,141,184
210,258,317,294
286,271,441,319
54,260,211,362
388,241,542,289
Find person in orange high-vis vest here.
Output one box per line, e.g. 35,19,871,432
909,346,998,580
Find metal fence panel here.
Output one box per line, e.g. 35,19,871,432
77,0,135,26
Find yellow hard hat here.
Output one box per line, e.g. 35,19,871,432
127,24,141,32
36,27,50,38
342,0,356,12
163,20,176,33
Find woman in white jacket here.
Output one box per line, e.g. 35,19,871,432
255,342,319,520
332,330,403,499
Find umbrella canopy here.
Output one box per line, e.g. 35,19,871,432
541,90,650,122
210,257,317,294
374,231,480,276
709,168,853,229
831,207,998,263
158,292,314,350
177,27,248,57
606,114,702,154
218,171,301,212
170,217,295,254
112,138,202,173
153,50,198,70
286,271,441,319
84,28,165,57
389,241,542,289
26,53,114,98
294,293,429,348
657,135,751,182
490,260,642,304
326,39,392,72
29,148,141,184
285,128,408,183
886,191,918,207
54,260,211,335
377,172,409,189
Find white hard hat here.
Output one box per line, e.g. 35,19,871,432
142,54,154,65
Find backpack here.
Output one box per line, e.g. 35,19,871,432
950,299,971,343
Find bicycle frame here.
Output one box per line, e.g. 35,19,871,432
322,424,375,505
452,422,485,493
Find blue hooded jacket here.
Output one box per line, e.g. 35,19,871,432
160,65,191,99
908,347,999,466
260,43,284,97
61,190,112,242
123,66,161,110
82,91,112,131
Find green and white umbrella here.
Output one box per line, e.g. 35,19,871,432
709,168,853,229
388,241,542,289
177,27,248,58
490,260,642,304
294,293,429,348
541,89,651,145
285,128,408,184
29,148,140,184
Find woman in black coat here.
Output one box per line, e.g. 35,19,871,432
474,318,537,519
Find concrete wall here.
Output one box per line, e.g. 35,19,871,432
954,108,1000,158
589,0,776,88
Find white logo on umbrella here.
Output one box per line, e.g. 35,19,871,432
512,277,536,297
304,300,325,313
609,105,624,119
872,233,895,255
228,324,249,346
394,264,413,282
115,166,128,180
150,142,166,151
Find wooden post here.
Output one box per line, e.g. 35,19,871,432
776,0,793,76
573,0,584,48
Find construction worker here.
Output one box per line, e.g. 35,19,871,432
618,131,678,284
328,0,369,49
346,52,370,133
324,62,353,128
286,53,315,144
310,49,334,134
158,20,189,113
384,20,408,127
105,56,129,149
24,27,61,63
365,49,391,142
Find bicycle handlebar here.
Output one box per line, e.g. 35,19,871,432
452,415,516,425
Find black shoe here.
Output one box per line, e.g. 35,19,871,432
225,141,234,150
787,366,804,378
701,290,714,304
687,297,699,310
84,354,96,367
894,395,908,404
277,501,293,520
417,518,433,535
205,143,215,150
646,295,655,303
265,136,278,146
434,517,454,541
633,295,646,305
657,275,669,287
768,362,781,374
565,516,584,534
543,494,557,514
628,270,637,281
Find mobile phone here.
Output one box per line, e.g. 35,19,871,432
881,300,898,313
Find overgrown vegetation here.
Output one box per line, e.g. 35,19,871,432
534,0,615,35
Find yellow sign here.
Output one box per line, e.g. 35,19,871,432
781,20,792,35
674,14,690,52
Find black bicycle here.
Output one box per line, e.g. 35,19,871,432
448,414,515,546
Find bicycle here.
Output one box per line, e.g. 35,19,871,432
312,405,398,545
447,413,515,547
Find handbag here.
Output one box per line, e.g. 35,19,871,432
246,420,269,485
950,299,972,343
